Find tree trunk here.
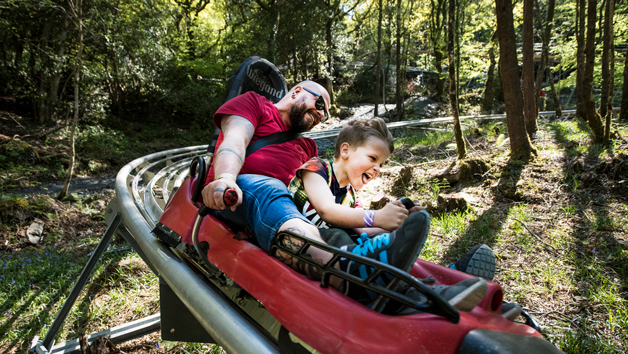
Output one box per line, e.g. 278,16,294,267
620,52,628,121
547,65,562,117
602,0,614,142
482,45,496,113
576,0,586,119
49,13,69,119
522,0,537,135
268,2,280,63
375,0,383,117
59,0,83,200
495,0,536,160
583,0,605,141
325,19,335,106
37,15,55,124
433,49,445,99
449,0,466,159
429,0,446,100
534,0,556,113
395,0,403,121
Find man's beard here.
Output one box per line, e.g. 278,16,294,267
288,100,316,132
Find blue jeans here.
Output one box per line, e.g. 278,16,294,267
211,174,312,252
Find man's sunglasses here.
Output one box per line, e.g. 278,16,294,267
303,88,329,122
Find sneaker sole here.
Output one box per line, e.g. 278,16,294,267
396,210,430,273
447,278,488,312
502,302,522,321
463,244,496,281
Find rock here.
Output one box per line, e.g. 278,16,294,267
435,159,488,185
111,258,149,274
435,193,477,214
391,166,413,196
26,218,45,245
338,108,354,120
369,193,390,210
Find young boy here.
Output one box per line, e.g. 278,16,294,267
289,118,408,243
288,118,488,312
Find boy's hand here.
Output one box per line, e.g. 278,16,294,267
409,199,427,213
373,200,408,230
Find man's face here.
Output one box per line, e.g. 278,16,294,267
288,97,321,132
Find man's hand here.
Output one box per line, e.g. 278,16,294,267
373,200,409,231
201,178,243,212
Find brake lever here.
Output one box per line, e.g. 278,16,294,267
198,189,238,217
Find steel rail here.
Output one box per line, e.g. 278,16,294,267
143,156,198,223
112,145,279,354
302,108,600,140
130,150,203,227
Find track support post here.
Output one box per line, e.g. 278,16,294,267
29,213,123,354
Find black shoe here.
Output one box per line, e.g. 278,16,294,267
393,278,488,315
501,301,522,321
345,211,430,302
450,244,496,281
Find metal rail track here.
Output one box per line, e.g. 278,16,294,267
303,108,596,140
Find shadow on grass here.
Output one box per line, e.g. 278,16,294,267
442,159,527,265
0,247,133,353
0,257,79,352
549,118,628,351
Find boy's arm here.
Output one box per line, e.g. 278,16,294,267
302,170,408,230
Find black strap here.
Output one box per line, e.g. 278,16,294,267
245,131,302,157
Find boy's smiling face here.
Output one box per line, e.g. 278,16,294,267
340,137,390,190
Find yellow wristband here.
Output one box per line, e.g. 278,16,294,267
215,173,237,183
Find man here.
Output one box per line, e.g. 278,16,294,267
201,81,487,310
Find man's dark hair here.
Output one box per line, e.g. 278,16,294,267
334,118,394,158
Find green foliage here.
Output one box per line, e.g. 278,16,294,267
159,62,225,124
74,125,132,163
0,141,39,165
395,130,455,148
336,90,364,106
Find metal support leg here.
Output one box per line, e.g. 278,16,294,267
31,213,123,352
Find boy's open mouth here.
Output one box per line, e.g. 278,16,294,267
362,173,372,184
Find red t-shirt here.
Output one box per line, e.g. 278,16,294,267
207,92,318,186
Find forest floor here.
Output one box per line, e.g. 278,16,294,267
1,108,627,353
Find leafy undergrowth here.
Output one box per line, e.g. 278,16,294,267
1,116,627,353
0,111,212,193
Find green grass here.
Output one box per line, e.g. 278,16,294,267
0,246,224,353
413,118,628,353
394,130,455,149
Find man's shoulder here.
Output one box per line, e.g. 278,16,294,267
296,136,318,156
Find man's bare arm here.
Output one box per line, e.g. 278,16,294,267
202,115,255,210
213,115,255,175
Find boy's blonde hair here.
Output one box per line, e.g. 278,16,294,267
334,118,394,158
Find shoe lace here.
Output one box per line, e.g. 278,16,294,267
352,233,390,257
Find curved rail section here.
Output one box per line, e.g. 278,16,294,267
106,146,279,354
